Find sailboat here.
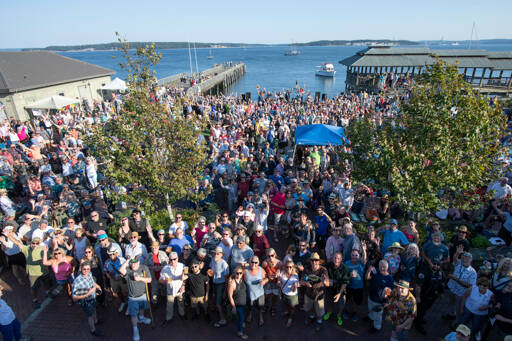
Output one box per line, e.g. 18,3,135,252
208,48,213,60
284,40,301,56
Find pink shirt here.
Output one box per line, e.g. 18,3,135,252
195,226,209,245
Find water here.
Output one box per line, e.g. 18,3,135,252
59,42,512,98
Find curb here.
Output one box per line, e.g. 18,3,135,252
21,285,62,332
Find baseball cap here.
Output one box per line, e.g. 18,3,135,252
97,230,108,240
390,219,398,225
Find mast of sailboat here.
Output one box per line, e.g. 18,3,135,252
468,22,480,50
188,42,194,79
193,42,199,76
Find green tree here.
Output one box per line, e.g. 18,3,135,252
343,59,506,215
85,34,208,218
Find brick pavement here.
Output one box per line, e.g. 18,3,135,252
0,235,496,341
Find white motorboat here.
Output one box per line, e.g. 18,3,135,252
315,63,336,77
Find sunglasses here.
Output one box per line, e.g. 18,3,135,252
235,272,243,275
285,266,293,269
85,251,92,254
131,237,138,239
251,261,259,264
82,268,91,271
170,258,178,261
176,216,182,219
269,254,275,257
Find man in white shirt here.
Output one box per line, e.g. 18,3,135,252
487,177,512,200
159,252,185,324
31,219,54,242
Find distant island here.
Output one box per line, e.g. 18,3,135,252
21,39,512,52
22,39,419,52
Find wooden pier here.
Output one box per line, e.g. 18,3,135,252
158,62,246,97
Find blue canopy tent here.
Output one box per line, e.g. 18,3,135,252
295,124,348,146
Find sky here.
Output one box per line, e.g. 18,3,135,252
2,0,511,48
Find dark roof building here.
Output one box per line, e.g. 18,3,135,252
0,51,114,121
339,46,512,94
0,51,113,94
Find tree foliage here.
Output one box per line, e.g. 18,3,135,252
344,59,507,214
85,34,208,214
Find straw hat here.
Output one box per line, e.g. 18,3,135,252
388,242,404,251
309,252,321,261
394,279,411,290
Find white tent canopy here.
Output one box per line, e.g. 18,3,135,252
25,95,79,109
101,77,127,91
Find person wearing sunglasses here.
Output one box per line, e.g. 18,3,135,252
227,265,248,339
124,232,148,263
244,256,268,327
302,252,330,332
42,245,76,306
262,248,282,317
72,261,103,336
159,251,186,325
279,260,300,327
169,214,188,240
185,260,211,322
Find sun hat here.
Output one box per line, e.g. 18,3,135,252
457,225,468,233
31,237,41,244
214,246,224,254
388,242,404,250
130,231,140,239
394,279,411,290
197,248,207,256
107,246,118,255
455,324,471,337
309,252,321,261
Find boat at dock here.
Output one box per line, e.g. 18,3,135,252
315,63,336,77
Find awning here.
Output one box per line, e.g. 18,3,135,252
25,95,79,109
295,124,348,146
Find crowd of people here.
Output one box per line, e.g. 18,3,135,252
0,86,511,341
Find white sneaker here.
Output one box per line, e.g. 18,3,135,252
118,302,126,313
133,327,140,341
138,316,151,325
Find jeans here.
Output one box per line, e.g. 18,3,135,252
459,307,487,337
391,325,409,341
236,306,245,333
0,318,21,341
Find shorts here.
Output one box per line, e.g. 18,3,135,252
190,296,206,308
29,273,51,291
274,213,283,226
282,294,299,307
249,295,265,309
264,282,280,296
56,277,73,285
110,278,128,296
127,294,149,316
7,253,26,267
213,283,225,306
303,295,325,317
78,298,96,317
346,287,364,305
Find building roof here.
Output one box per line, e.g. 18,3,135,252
339,46,512,70
0,51,114,94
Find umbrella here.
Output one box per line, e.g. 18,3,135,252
25,95,79,110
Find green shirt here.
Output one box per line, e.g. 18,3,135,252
21,245,48,277
310,152,321,166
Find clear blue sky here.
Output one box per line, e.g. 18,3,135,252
2,0,511,48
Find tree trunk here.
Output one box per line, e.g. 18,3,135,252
166,193,174,222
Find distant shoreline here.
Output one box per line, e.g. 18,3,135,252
21,39,420,52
